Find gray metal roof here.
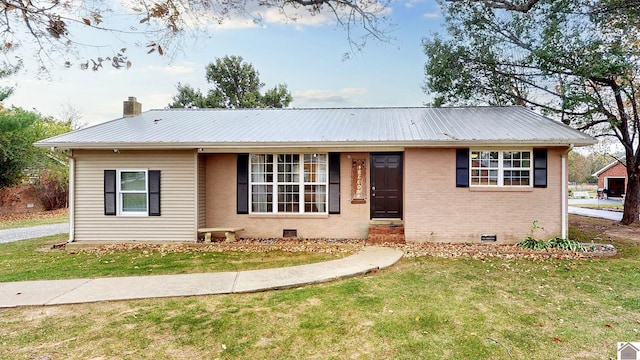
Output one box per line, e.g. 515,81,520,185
35,106,596,149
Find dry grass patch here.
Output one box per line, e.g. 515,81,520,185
0,208,68,229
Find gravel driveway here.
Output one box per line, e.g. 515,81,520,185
0,223,68,244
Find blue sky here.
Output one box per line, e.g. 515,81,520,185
5,1,444,126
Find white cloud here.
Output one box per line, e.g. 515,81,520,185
204,15,262,30
259,7,333,27
196,4,333,30
291,87,368,108
404,0,423,9
202,2,392,30
341,87,368,95
145,64,196,74
292,89,349,107
423,12,440,19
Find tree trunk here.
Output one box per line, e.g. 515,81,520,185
621,157,640,225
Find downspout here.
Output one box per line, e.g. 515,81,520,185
561,145,574,239
68,150,75,243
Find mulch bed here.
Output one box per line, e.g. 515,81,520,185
69,238,616,260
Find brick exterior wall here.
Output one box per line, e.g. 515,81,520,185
403,148,566,243
205,153,371,239
205,148,568,244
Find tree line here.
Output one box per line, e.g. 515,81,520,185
0,105,73,210
1,0,639,224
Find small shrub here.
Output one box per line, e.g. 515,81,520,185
549,237,585,252
518,236,550,250
518,221,550,250
34,169,68,210
518,236,586,252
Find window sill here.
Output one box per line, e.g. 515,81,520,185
249,213,330,219
469,186,534,192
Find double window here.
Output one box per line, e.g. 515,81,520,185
470,150,532,186
249,153,328,214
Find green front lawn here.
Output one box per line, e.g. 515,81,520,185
0,219,638,359
0,235,348,282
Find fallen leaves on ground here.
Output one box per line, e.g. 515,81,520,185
398,242,615,260
0,208,67,223
69,238,615,261
73,239,365,257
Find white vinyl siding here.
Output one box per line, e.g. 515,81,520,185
73,150,197,242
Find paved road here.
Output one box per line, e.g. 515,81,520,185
568,206,623,221
0,223,68,244
567,198,625,221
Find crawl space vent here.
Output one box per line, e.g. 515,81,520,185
481,234,497,242
283,229,298,238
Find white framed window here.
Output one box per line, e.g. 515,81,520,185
249,153,328,214
470,150,531,187
117,169,148,215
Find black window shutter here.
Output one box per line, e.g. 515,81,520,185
456,149,470,187
237,154,249,214
148,170,161,216
328,152,341,214
533,149,548,188
104,170,116,215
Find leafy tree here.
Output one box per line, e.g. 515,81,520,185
0,44,22,101
262,84,294,109
169,83,220,109
0,1,391,73
569,151,614,184
0,108,72,189
0,109,39,188
169,55,292,109
568,151,591,185
423,0,640,224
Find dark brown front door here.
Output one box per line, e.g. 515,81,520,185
370,153,403,219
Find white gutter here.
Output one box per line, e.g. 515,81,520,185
33,135,599,150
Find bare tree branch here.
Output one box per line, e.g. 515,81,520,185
447,0,541,13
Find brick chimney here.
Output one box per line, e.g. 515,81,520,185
123,96,142,117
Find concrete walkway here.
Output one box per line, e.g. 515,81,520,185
0,223,68,244
0,246,404,308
